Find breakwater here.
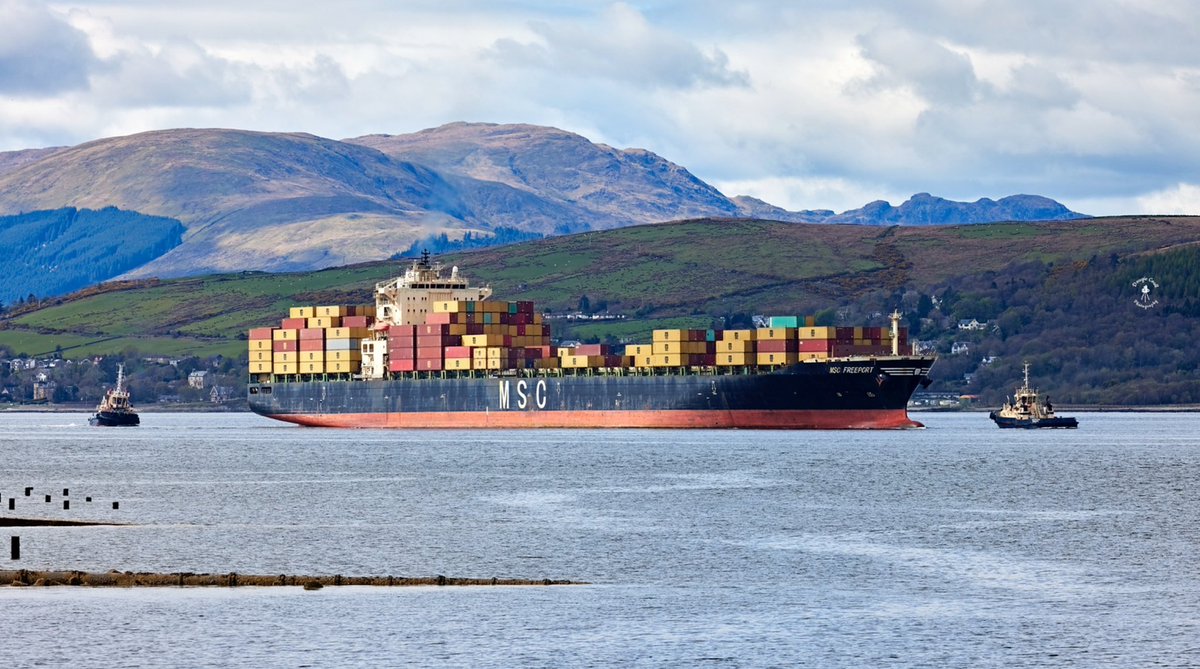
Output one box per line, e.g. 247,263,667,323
2,569,581,588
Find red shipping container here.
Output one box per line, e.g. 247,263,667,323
299,338,324,352
418,323,450,336
299,328,324,340
426,313,451,325
388,359,416,372
416,346,444,361
272,340,298,352
757,340,799,353
517,301,534,313
387,325,416,338
417,334,460,348
342,315,371,328
574,344,610,356
799,340,834,352
281,318,307,329
418,358,444,371
443,346,471,358
248,327,274,340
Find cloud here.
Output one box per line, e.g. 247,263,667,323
1137,183,1200,215
489,3,747,89
855,27,981,105
0,0,98,95
92,38,255,107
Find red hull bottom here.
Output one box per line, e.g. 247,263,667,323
263,409,924,430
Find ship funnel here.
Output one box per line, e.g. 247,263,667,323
889,310,902,356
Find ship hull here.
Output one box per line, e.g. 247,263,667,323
988,412,1077,429
249,357,934,430
89,410,140,427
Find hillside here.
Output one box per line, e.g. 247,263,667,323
0,207,184,306
0,123,1085,293
2,215,1197,404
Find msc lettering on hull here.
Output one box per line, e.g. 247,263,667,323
498,379,548,410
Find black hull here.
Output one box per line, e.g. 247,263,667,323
988,411,1077,429
248,357,935,429
89,411,140,427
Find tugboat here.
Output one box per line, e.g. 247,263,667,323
89,364,140,426
989,363,1077,429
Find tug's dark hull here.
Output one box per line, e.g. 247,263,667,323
89,410,140,427
989,411,1077,429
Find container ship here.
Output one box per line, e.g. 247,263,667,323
246,253,935,429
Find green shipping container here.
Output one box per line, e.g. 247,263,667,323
769,316,800,328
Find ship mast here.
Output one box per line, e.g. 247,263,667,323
889,310,902,356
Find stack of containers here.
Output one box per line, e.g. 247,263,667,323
643,329,717,367
559,343,630,369
272,326,299,375
248,327,274,378
755,327,798,366
797,326,836,361
715,329,756,366
416,322,457,371
429,300,554,372
298,327,325,374
387,325,416,372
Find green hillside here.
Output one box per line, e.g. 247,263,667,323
2,216,1199,404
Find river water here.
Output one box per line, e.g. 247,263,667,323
0,411,1197,667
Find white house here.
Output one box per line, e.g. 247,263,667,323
951,342,971,355
957,318,988,331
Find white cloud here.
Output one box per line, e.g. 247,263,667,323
1136,183,1200,215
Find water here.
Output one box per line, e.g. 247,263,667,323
1,411,1197,667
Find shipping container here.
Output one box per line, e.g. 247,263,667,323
721,329,755,341
388,359,416,373
716,352,751,366
341,315,372,329
756,327,796,341
272,328,300,341
248,327,275,340
288,307,315,319
325,349,363,362
249,339,272,352
326,361,359,374
445,357,472,371
326,327,371,339
755,351,798,366
249,350,272,363
416,334,461,348
325,338,359,351
281,318,307,330
387,325,416,338
718,339,755,353
769,316,800,328
272,362,298,375
800,327,835,340
249,361,271,374
315,306,347,318
272,340,298,353
298,339,324,352
300,361,324,374
625,344,652,356
574,344,610,356
756,340,798,353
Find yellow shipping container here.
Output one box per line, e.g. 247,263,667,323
756,351,799,366
653,329,685,342
464,334,506,347
716,353,751,366
653,341,708,355
532,313,543,325
272,329,299,341
718,339,754,353
485,347,508,360
289,307,315,319
562,355,605,368
799,352,829,362
249,361,272,374
326,327,371,339
445,357,472,370
272,362,298,374
249,339,272,351
556,347,575,357
433,300,461,313
307,317,339,329
326,360,360,374
316,306,347,318
801,327,835,340
325,350,362,362
300,361,324,374
651,353,688,367
274,351,297,363
524,324,544,337
472,358,489,370
756,327,797,341
534,358,560,370
472,348,487,360
626,344,652,356
301,351,324,362
249,350,272,362
721,329,756,341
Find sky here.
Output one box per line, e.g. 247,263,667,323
2,0,1198,216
